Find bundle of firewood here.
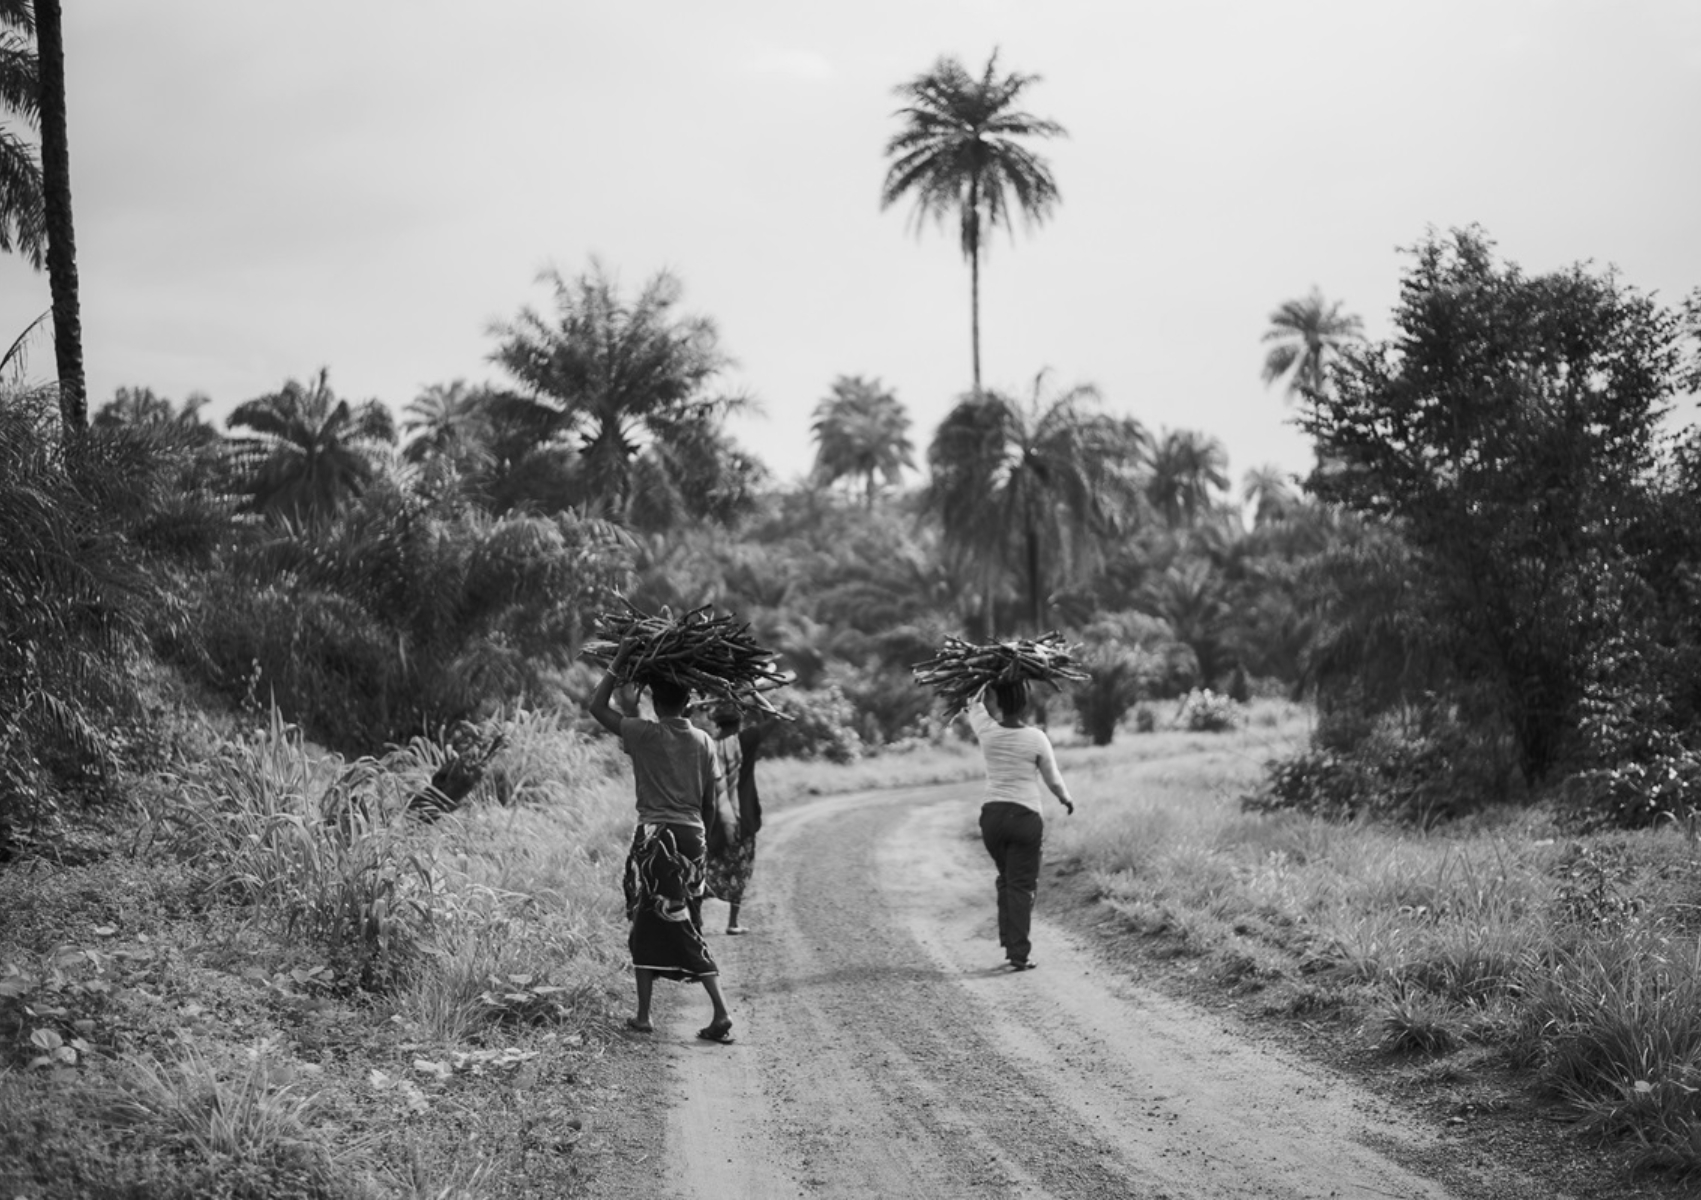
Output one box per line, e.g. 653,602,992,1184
582,599,790,715
912,633,1090,713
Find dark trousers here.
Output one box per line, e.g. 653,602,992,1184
979,801,1043,964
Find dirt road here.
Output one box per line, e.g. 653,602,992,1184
588,780,1544,1199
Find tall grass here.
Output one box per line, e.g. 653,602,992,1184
1052,713,1701,1172
5,704,642,1199
168,707,439,986
170,706,639,1031
94,1045,382,1200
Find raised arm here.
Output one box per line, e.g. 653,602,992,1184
588,643,633,735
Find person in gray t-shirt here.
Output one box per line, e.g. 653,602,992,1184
591,646,739,1044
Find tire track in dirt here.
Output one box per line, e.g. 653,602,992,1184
641,781,1517,1199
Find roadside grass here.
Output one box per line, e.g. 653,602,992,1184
758,697,1313,807
1048,715,1701,1177
1,707,636,1200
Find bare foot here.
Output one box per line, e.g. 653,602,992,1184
625,1017,653,1033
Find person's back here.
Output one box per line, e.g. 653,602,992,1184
963,680,1075,971
621,712,716,827
589,663,738,1045
968,708,1058,811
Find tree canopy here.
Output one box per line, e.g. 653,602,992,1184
0,0,44,270
810,375,915,506
226,369,397,525
1298,227,1691,783
881,50,1064,393
926,372,1145,634
1261,288,1363,402
487,261,758,527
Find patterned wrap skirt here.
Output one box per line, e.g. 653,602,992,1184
705,834,758,906
623,822,718,981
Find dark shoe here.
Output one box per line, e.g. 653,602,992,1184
697,1020,735,1045
1008,959,1037,972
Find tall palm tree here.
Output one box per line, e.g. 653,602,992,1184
882,50,1065,394
1261,288,1363,402
1241,464,1298,528
0,0,44,270
226,368,396,524
401,379,495,466
810,375,915,506
488,260,748,524
1145,428,1230,528
28,0,82,431
926,371,1145,633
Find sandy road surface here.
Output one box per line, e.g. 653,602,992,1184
599,781,1536,1200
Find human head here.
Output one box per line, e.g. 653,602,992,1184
992,679,1029,719
649,678,691,717
712,702,742,733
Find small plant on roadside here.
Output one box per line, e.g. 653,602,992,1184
1177,689,1243,733
1378,987,1463,1056
92,1045,380,1200
477,974,577,1026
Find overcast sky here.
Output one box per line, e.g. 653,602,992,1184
3,1,1698,491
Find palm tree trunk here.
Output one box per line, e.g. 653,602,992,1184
966,178,982,395
1025,519,1042,633
35,0,84,434
970,241,981,395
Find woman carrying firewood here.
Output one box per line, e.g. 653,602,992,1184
582,600,790,1042
589,642,739,1045
915,635,1086,969
964,677,1077,970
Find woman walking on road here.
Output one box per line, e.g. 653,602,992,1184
965,679,1076,970
705,704,769,935
589,648,740,1044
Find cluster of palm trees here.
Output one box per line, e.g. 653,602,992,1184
0,29,1371,761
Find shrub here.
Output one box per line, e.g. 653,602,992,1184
822,661,935,746
1247,706,1520,826
171,481,632,753
1178,689,1243,733
762,686,863,763
1,387,181,855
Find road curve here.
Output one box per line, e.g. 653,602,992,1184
623,781,1497,1200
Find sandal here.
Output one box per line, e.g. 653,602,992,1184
696,1020,735,1045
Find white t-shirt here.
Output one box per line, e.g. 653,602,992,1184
967,697,1066,814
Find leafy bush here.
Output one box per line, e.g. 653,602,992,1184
1,387,183,854
762,685,863,763
1248,703,1521,826
1178,689,1243,732
822,662,935,746
172,477,632,753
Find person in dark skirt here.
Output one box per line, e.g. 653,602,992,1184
704,704,770,934
590,648,739,1044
